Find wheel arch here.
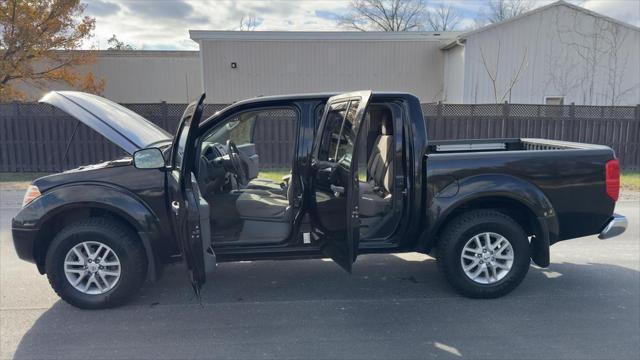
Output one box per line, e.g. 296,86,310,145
420,174,558,267
29,184,164,281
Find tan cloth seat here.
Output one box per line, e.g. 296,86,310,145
359,114,393,218
235,189,289,219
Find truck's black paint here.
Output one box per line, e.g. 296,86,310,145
12,92,617,279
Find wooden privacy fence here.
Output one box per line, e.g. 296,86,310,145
423,103,640,170
1,101,638,172
0,102,224,172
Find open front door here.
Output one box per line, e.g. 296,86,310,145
167,94,210,294
310,91,372,272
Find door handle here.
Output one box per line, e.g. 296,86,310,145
171,201,180,216
330,185,345,197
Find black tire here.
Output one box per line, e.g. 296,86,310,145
436,210,530,298
45,218,147,309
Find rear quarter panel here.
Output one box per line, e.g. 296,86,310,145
425,147,616,242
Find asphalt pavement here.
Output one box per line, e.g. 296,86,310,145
1,189,638,359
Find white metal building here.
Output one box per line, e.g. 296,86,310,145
191,1,639,106
91,50,202,103
444,1,640,106
16,1,637,106
189,31,460,104
17,50,202,103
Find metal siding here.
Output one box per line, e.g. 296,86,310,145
95,53,202,103
200,40,445,103
443,45,465,103
461,4,640,105
13,52,202,103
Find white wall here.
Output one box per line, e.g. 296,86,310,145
460,4,640,105
197,37,449,104
16,51,202,103
443,44,465,103
94,51,202,103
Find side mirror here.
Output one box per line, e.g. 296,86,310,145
133,148,165,169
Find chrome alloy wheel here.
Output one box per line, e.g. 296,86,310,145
460,232,514,285
64,241,121,295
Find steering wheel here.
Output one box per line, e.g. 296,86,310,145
226,140,248,186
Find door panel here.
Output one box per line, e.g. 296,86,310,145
167,94,210,294
310,91,372,272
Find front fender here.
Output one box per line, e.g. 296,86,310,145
13,183,165,280
421,174,559,266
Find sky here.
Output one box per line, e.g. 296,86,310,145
83,0,640,50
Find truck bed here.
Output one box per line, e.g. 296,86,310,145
427,138,611,154
424,137,616,242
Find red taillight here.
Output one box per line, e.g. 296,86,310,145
605,159,620,202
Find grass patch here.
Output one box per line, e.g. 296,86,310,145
0,173,51,190
621,171,640,190
0,172,51,183
257,169,289,182
0,172,52,190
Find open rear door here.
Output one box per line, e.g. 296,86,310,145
167,94,212,295
309,91,372,272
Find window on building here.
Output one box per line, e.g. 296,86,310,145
544,96,564,105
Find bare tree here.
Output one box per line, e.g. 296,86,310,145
479,40,529,103
552,9,638,105
338,0,427,31
544,39,582,99
425,4,461,31
600,21,636,105
239,15,258,31
478,0,532,26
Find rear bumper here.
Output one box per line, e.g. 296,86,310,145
598,214,627,240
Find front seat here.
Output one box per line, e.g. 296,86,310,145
235,175,298,220
246,174,290,194
233,177,298,243
235,189,290,219
359,113,393,218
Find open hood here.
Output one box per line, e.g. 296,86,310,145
40,91,172,154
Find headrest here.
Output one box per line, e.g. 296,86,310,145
368,107,393,136
380,114,393,135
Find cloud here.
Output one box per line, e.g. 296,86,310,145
85,0,639,50
581,0,640,26
457,18,477,31
124,0,195,19
84,0,121,17
315,10,341,21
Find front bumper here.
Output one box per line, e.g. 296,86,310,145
11,225,39,264
598,214,627,240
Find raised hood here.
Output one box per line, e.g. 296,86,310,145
40,91,172,154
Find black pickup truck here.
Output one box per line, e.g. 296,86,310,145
12,91,627,309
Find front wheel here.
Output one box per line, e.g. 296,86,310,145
45,218,147,309
437,210,530,298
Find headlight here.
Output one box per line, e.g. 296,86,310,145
22,185,42,208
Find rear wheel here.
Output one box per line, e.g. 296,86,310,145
436,210,530,298
45,218,147,309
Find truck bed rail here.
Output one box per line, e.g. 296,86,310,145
427,138,611,154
